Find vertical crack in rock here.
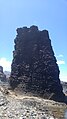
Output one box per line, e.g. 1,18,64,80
10,25,65,102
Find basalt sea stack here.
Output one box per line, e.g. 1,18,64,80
10,26,65,102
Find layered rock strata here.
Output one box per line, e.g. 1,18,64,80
10,26,65,102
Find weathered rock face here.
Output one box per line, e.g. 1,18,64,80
0,66,3,73
10,26,65,102
0,66,6,82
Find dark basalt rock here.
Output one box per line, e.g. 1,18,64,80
10,25,65,102
0,66,6,82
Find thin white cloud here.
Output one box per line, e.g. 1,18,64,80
58,54,63,58
60,75,67,82
57,60,65,65
57,54,65,65
0,57,11,71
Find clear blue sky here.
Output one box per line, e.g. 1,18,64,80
0,0,67,81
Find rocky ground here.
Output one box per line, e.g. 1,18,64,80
0,82,67,119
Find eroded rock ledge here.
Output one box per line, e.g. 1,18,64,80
10,25,65,102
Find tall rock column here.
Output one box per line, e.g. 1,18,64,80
10,26,65,102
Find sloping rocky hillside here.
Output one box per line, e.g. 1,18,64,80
0,83,67,119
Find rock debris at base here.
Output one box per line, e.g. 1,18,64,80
0,84,67,119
